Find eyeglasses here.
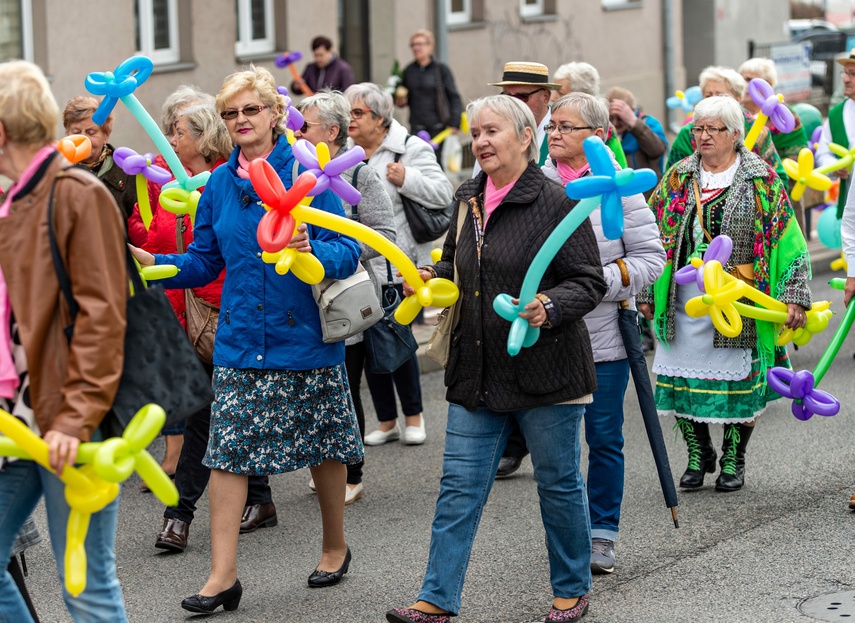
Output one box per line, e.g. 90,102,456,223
350,108,375,120
410,41,428,48
220,105,267,120
299,120,322,133
691,126,728,137
545,124,594,135
841,70,855,80
502,88,546,103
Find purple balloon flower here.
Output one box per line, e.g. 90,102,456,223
85,56,154,126
674,235,734,293
747,78,795,133
809,126,823,154
113,147,172,184
275,51,303,68
766,367,839,421
276,86,304,132
290,139,366,205
416,130,439,151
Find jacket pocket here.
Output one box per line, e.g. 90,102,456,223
513,331,571,395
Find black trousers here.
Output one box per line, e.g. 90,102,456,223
164,364,272,525
344,341,366,485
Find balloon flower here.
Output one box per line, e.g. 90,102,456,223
666,86,702,115
248,158,458,323
809,126,823,154
830,252,847,273
276,86,305,133
56,135,92,164
494,136,657,356
275,51,313,96
767,277,853,419
0,404,177,596
782,148,833,201
113,147,171,230
416,130,440,151
815,142,855,177
744,78,795,151
291,139,366,205
85,56,210,222
680,235,832,346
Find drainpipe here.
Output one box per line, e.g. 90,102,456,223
435,0,449,64
663,0,677,133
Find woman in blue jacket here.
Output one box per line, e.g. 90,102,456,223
132,66,363,614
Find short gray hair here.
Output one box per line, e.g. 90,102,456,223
176,104,233,163
693,96,745,141
161,85,215,135
298,88,350,148
344,82,393,129
553,62,601,96
699,66,747,100
552,92,609,132
467,94,538,163
738,57,778,87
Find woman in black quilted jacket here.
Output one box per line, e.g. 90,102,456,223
386,95,606,623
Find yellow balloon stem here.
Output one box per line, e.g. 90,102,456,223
816,156,854,176
65,509,90,597
743,113,767,151
136,174,152,230
317,142,331,169
431,128,453,145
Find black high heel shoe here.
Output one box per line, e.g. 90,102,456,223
181,579,242,613
308,548,351,588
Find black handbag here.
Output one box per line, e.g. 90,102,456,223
363,262,419,374
395,136,455,244
47,173,214,434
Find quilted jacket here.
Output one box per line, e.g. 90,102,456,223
434,162,606,411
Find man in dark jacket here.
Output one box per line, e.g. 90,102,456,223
291,36,355,94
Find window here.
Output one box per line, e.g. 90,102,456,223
235,0,274,57
520,0,544,17
0,0,32,61
135,0,179,65
447,0,471,26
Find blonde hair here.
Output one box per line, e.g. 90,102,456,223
410,29,434,47
161,85,214,135
63,95,112,137
605,86,636,110
177,104,234,163
0,61,59,146
215,65,287,136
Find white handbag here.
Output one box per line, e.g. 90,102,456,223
313,263,383,343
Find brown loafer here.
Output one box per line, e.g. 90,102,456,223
239,502,278,534
155,517,188,553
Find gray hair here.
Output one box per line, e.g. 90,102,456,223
693,96,745,141
160,85,215,135
738,57,778,87
553,62,601,96
552,92,609,132
699,66,747,100
467,94,538,163
298,88,350,148
344,82,393,129
176,104,234,163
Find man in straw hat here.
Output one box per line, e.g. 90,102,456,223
815,48,855,222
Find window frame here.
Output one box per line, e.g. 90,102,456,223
601,0,643,10
520,0,544,18
446,0,471,26
136,0,179,65
235,0,275,57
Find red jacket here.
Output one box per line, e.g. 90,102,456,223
128,156,226,327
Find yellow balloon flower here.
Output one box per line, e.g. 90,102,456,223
782,148,833,201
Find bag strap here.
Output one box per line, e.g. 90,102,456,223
691,179,713,244
393,135,411,164
452,202,467,286
350,162,365,221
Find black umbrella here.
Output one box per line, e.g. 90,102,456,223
618,302,680,528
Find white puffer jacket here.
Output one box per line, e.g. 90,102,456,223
543,157,665,362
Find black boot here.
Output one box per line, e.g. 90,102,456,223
715,423,754,492
675,418,717,489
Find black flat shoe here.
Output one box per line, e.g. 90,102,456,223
308,548,351,588
181,579,242,613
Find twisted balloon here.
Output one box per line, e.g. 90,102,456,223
744,78,795,150
291,139,365,205
666,87,702,115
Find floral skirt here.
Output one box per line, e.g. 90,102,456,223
203,365,364,475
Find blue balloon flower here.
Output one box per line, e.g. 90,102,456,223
85,56,153,126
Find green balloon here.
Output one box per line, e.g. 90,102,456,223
791,103,823,140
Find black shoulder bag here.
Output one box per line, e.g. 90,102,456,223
362,261,419,374
48,172,214,435
394,135,454,243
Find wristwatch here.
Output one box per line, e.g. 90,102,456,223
535,293,556,329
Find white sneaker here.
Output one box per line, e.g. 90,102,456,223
403,416,426,445
345,482,364,505
364,422,401,446
308,477,316,492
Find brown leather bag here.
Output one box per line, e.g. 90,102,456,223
176,216,219,364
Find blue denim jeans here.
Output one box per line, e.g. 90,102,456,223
0,460,127,623
418,402,591,615
585,359,630,542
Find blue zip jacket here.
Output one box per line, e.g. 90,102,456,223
154,138,360,370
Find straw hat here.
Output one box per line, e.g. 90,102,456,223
488,61,561,89
837,48,855,66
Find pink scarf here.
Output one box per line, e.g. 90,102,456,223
556,161,590,185
483,177,515,228
0,145,57,398
236,146,274,180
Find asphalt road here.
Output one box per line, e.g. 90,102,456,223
19,268,855,623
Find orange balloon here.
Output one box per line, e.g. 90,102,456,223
57,135,92,164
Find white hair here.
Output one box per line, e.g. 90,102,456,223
738,57,778,87
553,62,601,96
699,66,747,100
693,96,745,141
467,95,539,163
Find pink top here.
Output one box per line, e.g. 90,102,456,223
483,176,515,228
556,161,591,185
236,146,274,180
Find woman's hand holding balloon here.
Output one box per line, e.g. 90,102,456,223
515,297,548,328
785,303,808,330
43,430,79,476
287,222,312,253
403,269,434,297
129,245,155,267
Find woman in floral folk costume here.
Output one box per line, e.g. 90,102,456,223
638,96,812,493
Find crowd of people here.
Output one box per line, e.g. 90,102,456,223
0,26,845,623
